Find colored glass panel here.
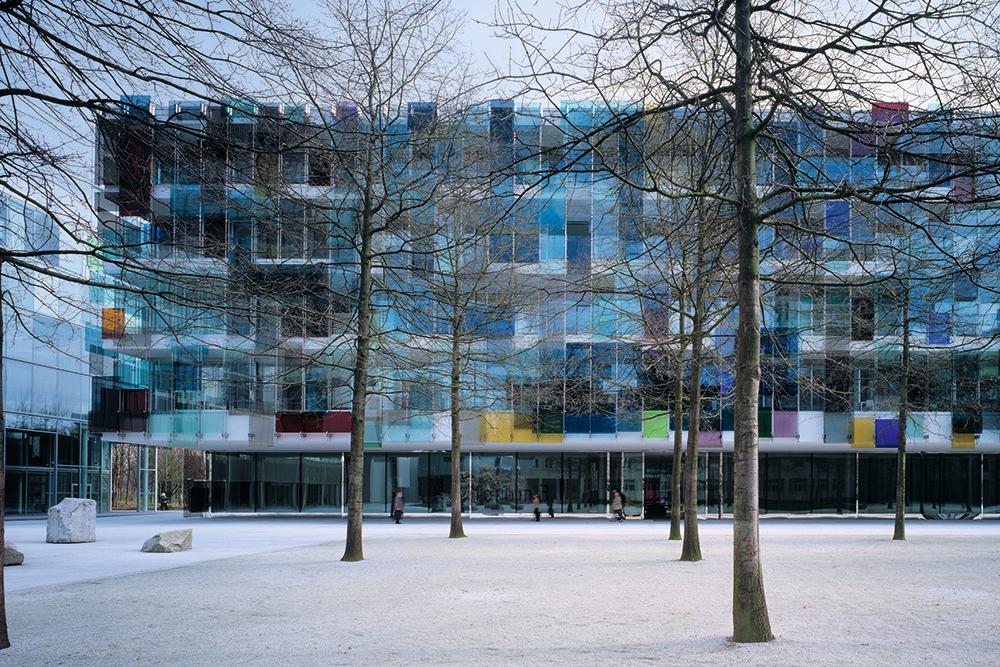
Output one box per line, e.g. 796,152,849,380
480,412,514,442
773,411,798,438
875,418,900,448
852,417,875,448
758,409,773,438
642,410,668,439
102,307,125,338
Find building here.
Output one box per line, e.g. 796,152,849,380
2,195,112,515
91,97,1000,517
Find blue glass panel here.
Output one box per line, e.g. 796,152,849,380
825,200,849,237
564,414,590,433
928,311,951,345
590,414,615,433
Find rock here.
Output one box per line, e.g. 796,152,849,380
3,542,23,566
46,498,97,544
141,529,193,553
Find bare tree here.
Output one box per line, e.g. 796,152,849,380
0,0,290,648
496,0,1000,643
251,0,470,561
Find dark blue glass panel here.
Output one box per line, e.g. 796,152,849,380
825,200,849,237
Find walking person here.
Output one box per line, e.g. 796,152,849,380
611,489,625,522
392,489,405,524
532,494,541,522
547,496,555,518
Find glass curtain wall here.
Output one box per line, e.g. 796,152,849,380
302,455,342,512
563,454,606,513
4,424,108,515
205,451,991,516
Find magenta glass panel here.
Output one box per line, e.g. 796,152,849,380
699,431,723,448
773,411,799,438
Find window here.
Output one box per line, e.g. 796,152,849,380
307,149,332,186
825,200,849,238
567,221,590,269
825,287,850,338
283,152,306,184
514,231,538,263
851,289,875,341
489,233,512,263
824,129,851,157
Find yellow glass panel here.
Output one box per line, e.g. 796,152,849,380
952,433,976,449
480,412,514,442
512,413,535,442
536,433,563,444
851,417,875,448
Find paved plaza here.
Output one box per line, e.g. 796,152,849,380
3,514,999,664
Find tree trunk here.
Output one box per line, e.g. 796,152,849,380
342,166,375,563
731,0,774,643
669,293,686,541
680,295,703,561
0,262,10,649
449,298,466,539
893,279,911,540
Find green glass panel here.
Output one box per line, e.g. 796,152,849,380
906,413,924,439
642,410,669,439
758,409,773,438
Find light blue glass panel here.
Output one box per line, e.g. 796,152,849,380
149,413,172,433
201,410,227,434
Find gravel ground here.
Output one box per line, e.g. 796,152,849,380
4,517,1000,665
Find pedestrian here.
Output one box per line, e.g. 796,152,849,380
158,492,169,511
392,489,405,524
547,497,555,518
532,494,541,522
611,489,625,522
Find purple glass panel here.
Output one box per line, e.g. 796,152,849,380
700,431,723,448
773,411,799,438
875,418,900,448
872,101,909,125
951,176,975,203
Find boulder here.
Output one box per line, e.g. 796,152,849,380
3,542,24,566
141,529,193,553
46,498,97,544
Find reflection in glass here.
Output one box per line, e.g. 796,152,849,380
5,471,25,514
257,454,299,511
471,454,516,513
302,455,342,512
563,454,605,513
26,471,50,513
517,454,562,514
227,453,254,511
389,454,429,513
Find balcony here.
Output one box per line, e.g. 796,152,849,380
275,411,352,434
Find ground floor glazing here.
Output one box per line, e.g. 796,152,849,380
205,451,1000,516
4,424,112,515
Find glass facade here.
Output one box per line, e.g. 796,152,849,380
2,194,111,515
88,97,1000,517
